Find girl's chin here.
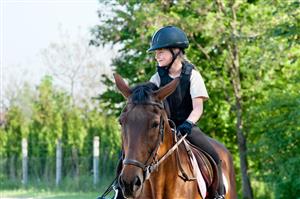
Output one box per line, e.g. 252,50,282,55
158,63,167,67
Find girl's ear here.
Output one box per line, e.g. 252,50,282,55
154,77,179,101
114,73,131,98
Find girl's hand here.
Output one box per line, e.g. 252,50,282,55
177,120,194,136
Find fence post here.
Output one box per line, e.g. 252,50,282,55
93,136,99,185
22,138,28,185
56,138,62,186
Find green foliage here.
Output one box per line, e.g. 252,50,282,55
31,76,65,156
91,0,300,197
0,127,7,156
1,0,298,196
4,106,26,156
249,91,300,197
1,75,121,190
248,56,300,198
64,107,87,150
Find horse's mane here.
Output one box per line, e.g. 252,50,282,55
130,82,158,104
130,82,171,117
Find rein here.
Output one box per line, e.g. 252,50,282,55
122,101,188,182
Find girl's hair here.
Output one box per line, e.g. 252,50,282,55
177,49,190,62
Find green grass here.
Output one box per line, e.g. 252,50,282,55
0,189,102,199
0,174,117,198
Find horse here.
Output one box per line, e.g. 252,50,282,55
114,73,237,199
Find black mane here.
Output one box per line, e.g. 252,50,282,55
130,82,158,104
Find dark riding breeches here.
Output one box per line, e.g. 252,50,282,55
186,126,220,164
187,126,225,196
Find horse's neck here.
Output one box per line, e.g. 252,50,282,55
145,122,201,198
148,124,180,191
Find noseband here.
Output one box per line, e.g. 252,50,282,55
122,101,187,182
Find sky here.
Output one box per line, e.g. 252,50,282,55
1,0,115,109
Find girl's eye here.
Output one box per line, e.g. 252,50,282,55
152,122,159,128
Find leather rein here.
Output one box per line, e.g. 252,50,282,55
122,101,189,182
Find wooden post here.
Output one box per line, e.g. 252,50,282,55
22,138,28,185
56,139,62,186
93,136,99,185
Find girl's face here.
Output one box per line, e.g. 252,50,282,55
155,49,172,67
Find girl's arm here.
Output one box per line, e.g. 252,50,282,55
186,97,204,124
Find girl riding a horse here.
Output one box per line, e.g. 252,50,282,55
148,26,225,199
113,26,229,199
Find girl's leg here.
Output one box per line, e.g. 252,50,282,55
187,126,225,198
187,126,220,163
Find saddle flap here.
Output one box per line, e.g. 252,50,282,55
184,140,220,198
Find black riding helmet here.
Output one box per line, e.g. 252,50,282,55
147,26,189,52
148,26,189,69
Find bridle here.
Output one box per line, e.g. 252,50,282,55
121,101,187,182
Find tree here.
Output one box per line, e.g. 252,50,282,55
91,0,299,197
2,82,33,181
3,106,25,180
41,28,108,106
246,1,300,195
30,76,66,179
248,62,300,198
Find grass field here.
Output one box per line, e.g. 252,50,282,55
0,189,107,199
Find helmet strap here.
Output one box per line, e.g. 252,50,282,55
159,49,181,71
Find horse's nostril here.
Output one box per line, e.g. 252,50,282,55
133,176,142,187
119,174,142,196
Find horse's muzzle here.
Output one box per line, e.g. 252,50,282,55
118,173,143,198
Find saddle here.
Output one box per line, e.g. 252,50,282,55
181,139,220,199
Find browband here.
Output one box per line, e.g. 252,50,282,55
127,102,164,109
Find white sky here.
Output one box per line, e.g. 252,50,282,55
1,0,115,109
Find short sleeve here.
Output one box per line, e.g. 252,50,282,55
190,70,209,100
149,72,160,87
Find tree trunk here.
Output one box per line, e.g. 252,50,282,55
228,4,254,197
71,146,79,177
43,158,49,181
219,1,254,198
228,45,253,199
9,155,16,180
102,148,108,176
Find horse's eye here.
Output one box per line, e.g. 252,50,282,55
152,122,159,129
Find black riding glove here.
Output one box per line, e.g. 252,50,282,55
177,120,194,136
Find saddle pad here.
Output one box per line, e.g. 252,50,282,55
188,143,207,199
184,140,220,198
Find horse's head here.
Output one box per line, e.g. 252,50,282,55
114,73,179,198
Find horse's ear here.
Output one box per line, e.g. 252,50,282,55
154,77,180,101
114,73,132,98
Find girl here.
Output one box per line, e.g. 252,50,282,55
148,26,225,199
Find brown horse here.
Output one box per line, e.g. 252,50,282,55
114,74,237,199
